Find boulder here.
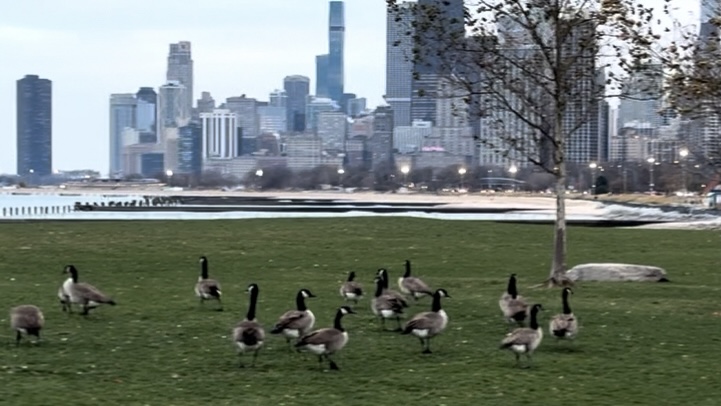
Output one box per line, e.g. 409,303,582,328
565,263,669,282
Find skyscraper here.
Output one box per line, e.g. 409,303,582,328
17,75,52,177
178,122,203,176
316,54,329,98
201,109,239,160
158,81,190,171
109,93,137,176
136,87,157,143
284,75,311,132
411,0,465,124
166,41,194,114
327,1,345,104
385,1,415,127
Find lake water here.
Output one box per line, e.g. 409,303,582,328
0,191,715,223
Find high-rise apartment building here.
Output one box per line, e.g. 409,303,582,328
16,74,52,177
284,75,310,132
411,0,465,125
225,96,259,139
201,109,239,160
178,122,203,176
617,62,664,131
109,93,137,176
166,41,194,113
385,1,415,127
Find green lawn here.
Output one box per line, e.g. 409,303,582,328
0,219,720,405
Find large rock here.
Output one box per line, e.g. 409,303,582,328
566,263,669,282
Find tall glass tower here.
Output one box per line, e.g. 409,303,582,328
166,41,194,114
17,75,52,177
327,1,345,104
284,75,310,132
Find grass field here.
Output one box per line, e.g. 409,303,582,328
0,218,720,405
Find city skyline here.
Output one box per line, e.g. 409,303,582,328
0,0,701,175
0,0,386,175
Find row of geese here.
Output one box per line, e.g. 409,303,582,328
9,258,578,370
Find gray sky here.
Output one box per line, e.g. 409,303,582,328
0,0,699,176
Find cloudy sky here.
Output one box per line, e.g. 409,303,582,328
0,0,387,175
0,0,699,175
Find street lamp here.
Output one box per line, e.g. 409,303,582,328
400,165,410,186
646,157,656,192
589,162,598,195
337,168,345,188
165,169,173,186
508,165,518,191
458,167,467,190
254,169,264,190
679,147,689,193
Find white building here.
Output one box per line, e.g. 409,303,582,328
394,120,433,154
201,109,239,160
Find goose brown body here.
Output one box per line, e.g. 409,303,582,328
398,260,433,300
499,273,529,325
10,305,45,345
232,283,265,367
549,288,578,339
63,265,116,315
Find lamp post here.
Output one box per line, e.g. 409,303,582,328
679,147,689,193
458,167,467,190
589,162,597,195
508,164,518,191
165,169,173,186
400,165,410,187
337,168,345,189
255,169,263,190
646,157,655,192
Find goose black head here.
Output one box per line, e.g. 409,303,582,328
435,288,451,298
300,288,316,298
339,306,356,315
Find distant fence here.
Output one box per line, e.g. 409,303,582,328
0,205,75,218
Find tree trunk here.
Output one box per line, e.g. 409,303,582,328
547,161,571,287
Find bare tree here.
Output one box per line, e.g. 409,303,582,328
661,9,721,189
388,0,662,286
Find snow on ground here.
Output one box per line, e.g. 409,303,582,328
1,188,719,229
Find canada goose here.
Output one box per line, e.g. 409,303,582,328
63,265,116,315
295,306,356,371
58,272,98,314
499,273,529,325
371,276,406,331
375,268,409,308
398,260,433,300
549,288,578,340
339,271,363,304
10,305,45,346
195,256,222,311
270,288,317,350
402,288,450,354
500,303,544,368
232,283,265,367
